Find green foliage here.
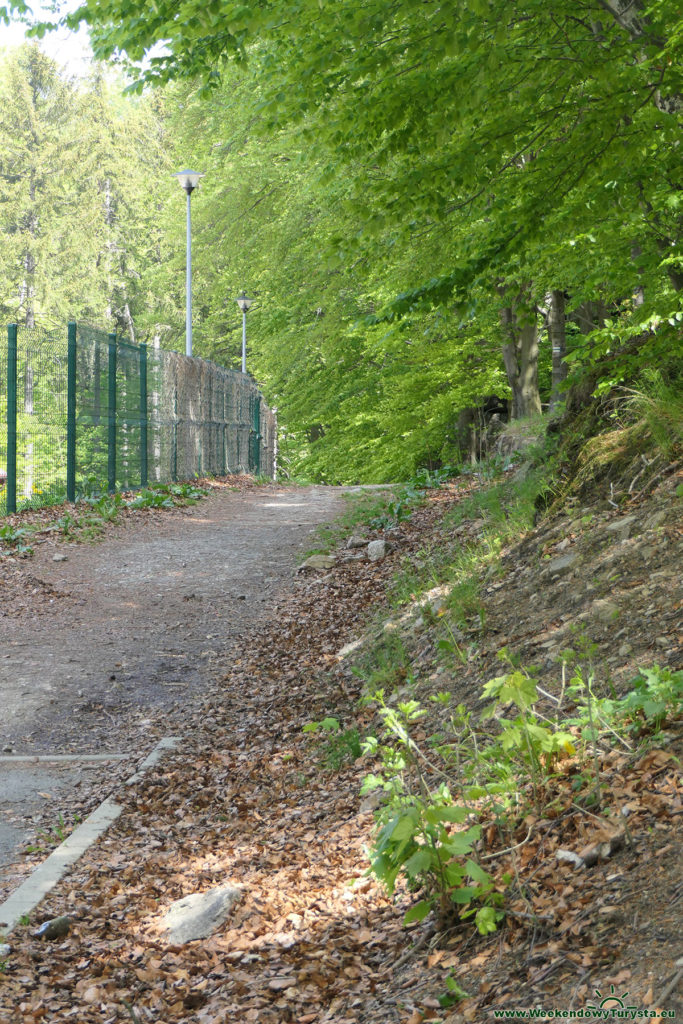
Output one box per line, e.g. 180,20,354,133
303,717,363,771
82,493,125,521
567,663,683,742
358,647,683,937
624,369,683,460
0,45,171,333
617,666,683,734
24,812,80,855
368,485,424,531
360,690,503,932
3,0,681,484
0,522,34,556
481,656,577,812
126,488,173,510
438,973,469,1008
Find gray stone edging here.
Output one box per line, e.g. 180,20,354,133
0,736,180,936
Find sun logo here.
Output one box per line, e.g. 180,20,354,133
585,984,637,1013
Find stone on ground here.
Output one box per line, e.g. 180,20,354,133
161,884,242,944
299,554,336,571
367,539,388,561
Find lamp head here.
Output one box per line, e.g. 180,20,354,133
236,292,253,313
172,169,205,194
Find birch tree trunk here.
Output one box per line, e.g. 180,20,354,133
548,289,567,415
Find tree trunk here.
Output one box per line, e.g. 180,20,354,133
500,300,542,420
455,407,478,464
548,289,567,415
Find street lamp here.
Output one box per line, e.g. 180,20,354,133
236,292,253,373
172,169,204,357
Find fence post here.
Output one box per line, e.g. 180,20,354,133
252,395,261,476
66,322,77,502
6,323,17,513
139,343,148,487
107,333,117,493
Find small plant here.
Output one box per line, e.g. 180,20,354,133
481,655,576,812
369,495,416,530
126,482,207,509
361,692,503,932
127,488,174,510
82,493,124,521
167,482,207,502
55,511,80,538
0,523,34,556
438,973,469,1008
412,465,457,489
25,812,75,854
0,523,28,545
303,717,363,770
614,665,682,736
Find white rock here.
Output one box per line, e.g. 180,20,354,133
589,598,620,624
337,638,363,660
161,884,243,944
545,553,577,575
556,849,584,869
299,554,336,571
346,535,368,549
52,552,68,562
367,539,388,561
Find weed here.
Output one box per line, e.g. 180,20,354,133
25,812,77,854
360,691,504,932
303,717,364,770
611,665,682,737
127,488,174,510
351,633,411,693
438,973,469,1008
624,368,683,460
55,512,80,538
0,523,34,557
82,493,124,521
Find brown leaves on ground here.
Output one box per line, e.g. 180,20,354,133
1,474,682,1023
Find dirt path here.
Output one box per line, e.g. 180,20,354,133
0,483,347,876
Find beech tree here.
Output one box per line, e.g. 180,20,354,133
3,0,680,480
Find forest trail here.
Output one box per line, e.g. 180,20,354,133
0,469,680,1023
0,482,348,879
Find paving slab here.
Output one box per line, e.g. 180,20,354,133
0,738,179,934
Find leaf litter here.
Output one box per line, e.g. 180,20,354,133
0,471,681,1023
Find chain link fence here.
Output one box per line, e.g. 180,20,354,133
0,322,276,513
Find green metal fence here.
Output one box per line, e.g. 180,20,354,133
0,321,276,514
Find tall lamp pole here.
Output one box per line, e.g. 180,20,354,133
236,292,253,373
172,169,204,357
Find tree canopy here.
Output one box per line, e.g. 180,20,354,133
1,0,681,481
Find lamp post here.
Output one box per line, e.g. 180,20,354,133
172,169,204,357
236,292,253,373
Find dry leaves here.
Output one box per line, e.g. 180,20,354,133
1,476,682,1023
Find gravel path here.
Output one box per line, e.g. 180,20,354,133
0,483,347,877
